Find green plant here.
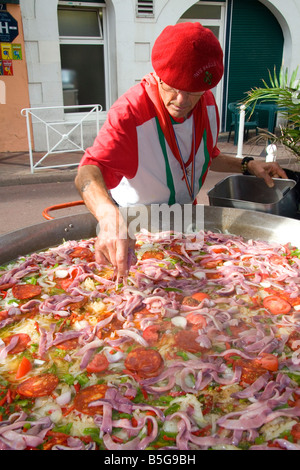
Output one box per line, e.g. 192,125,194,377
243,66,300,159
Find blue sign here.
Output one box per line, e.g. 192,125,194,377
0,11,18,42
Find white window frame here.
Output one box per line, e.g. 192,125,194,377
57,1,109,119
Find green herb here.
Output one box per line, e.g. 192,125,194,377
53,423,73,435
83,427,103,446
164,403,181,416
62,374,76,385
77,373,89,387
25,276,38,285
164,287,183,292
176,351,189,361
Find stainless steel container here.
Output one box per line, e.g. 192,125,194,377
207,175,299,219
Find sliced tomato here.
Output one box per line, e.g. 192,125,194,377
182,292,210,306
200,259,223,269
206,272,222,280
55,268,79,291
269,254,286,265
86,353,109,373
263,295,292,315
255,353,279,372
186,312,207,329
12,284,42,300
141,251,164,260
191,292,210,302
169,244,182,254
15,357,32,379
0,310,8,320
3,333,31,354
211,247,227,254
69,247,94,262
16,374,59,398
55,278,74,291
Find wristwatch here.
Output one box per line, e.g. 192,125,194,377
241,157,254,175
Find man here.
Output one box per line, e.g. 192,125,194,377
75,22,286,277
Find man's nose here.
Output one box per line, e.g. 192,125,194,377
176,90,189,103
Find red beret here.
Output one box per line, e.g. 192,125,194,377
151,22,224,92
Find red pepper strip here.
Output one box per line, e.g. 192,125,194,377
122,368,143,384
0,392,9,407
163,435,176,441
147,419,153,435
131,417,138,427
62,405,75,417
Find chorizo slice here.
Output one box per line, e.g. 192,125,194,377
16,374,59,398
175,329,203,354
73,383,108,416
124,347,164,378
12,284,42,300
3,333,31,354
56,337,79,351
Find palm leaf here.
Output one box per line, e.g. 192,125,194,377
243,65,300,159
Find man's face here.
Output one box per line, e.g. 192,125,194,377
158,79,204,120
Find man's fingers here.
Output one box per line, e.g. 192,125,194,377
95,236,132,278
263,171,275,188
115,241,131,277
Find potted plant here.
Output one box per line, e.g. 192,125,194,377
243,66,300,160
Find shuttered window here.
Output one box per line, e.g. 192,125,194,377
136,1,154,18
226,0,283,129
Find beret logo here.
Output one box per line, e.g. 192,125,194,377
193,61,217,78
204,71,213,86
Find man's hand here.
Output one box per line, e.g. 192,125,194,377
95,204,136,278
210,154,288,187
75,165,136,279
247,160,288,187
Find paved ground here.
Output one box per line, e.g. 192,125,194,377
0,132,298,236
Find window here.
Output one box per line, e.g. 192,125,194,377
58,3,107,112
136,1,154,18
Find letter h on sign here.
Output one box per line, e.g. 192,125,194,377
0,21,9,34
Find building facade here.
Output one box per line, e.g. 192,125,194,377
1,0,300,153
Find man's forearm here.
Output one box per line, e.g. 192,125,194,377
209,153,243,173
75,165,116,221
